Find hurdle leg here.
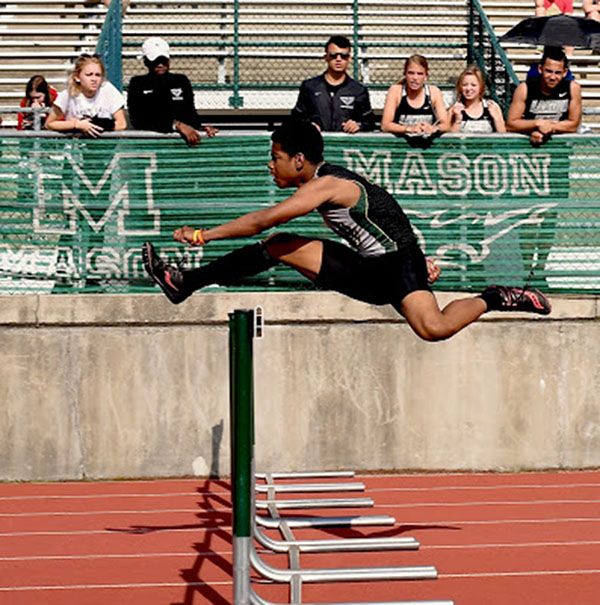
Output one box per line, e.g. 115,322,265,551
229,309,255,605
229,309,453,605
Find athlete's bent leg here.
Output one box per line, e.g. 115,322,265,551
399,284,551,342
263,233,323,280
399,290,487,342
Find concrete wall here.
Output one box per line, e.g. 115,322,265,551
1,291,598,481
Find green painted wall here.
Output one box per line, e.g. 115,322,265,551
1,133,598,294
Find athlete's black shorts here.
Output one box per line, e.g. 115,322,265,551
314,239,431,306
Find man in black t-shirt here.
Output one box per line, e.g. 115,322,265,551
507,46,581,146
128,37,218,146
291,35,375,134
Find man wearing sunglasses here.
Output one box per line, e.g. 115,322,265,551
291,35,374,133
128,37,217,146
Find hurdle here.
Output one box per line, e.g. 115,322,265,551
228,309,454,605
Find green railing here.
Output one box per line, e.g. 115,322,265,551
95,0,123,93
1,132,598,295
467,0,519,113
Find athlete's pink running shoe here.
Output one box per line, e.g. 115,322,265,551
142,242,190,304
482,285,551,315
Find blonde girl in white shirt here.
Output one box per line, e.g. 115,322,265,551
46,54,126,137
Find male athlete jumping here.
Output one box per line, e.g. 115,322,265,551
143,119,550,342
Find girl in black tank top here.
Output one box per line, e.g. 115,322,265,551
381,54,449,137
449,65,506,134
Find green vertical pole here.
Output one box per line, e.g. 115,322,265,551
352,0,360,81
95,0,123,92
229,309,254,604
467,0,474,64
229,0,243,107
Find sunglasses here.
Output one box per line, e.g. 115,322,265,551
327,52,350,60
148,55,169,67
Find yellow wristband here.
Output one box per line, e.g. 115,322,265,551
192,229,205,245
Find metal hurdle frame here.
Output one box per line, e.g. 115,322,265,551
228,309,454,605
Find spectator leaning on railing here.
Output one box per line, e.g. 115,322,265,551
507,46,581,146
45,54,126,137
127,37,218,146
291,35,375,134
380,54,450,144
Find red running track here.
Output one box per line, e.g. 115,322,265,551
1,471,600,604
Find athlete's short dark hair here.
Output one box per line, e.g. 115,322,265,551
271,119,324,164
325,35,351,52
541,46,568,69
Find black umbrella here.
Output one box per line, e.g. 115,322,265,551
499,14,600,48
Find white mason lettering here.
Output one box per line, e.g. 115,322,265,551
33,152,161,235
438,153,471,196
395,152,437,195
509,154,551,196
474,154,508,197
341,149,552,198
342,149,392,189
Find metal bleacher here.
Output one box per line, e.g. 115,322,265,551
0,0,470,127
120,0,470,119
1,0,599,128
0,0,106,106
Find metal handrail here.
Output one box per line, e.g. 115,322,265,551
467,0,520,112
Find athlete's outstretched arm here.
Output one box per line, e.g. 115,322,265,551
174,176,357,245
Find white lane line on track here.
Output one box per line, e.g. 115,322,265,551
373,498,600,508
442,569,600,579
2,498,599,518
392,517,600,526
0,508,227,517
369,482,600,493
1,540,598,562
0,491,228,501
0,551,232,561
423,539,600,550
0,527,230,537
0,580,232,592
2,517,600,538
2,571,600,591
1,479,599,502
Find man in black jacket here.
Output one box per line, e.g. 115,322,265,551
127,37,217,146
291,35,375,133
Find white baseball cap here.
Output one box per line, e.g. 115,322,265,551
141,37,170,62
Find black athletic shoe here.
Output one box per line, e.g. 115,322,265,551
482,285,551,315
142,242,190,304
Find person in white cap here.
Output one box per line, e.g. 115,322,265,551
127,37,217,145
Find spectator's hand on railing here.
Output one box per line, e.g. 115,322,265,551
75,118,104,138
203,125,219,138
421,122,439,135
535,119,554,136
341,119,360,134
175,121,201,146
